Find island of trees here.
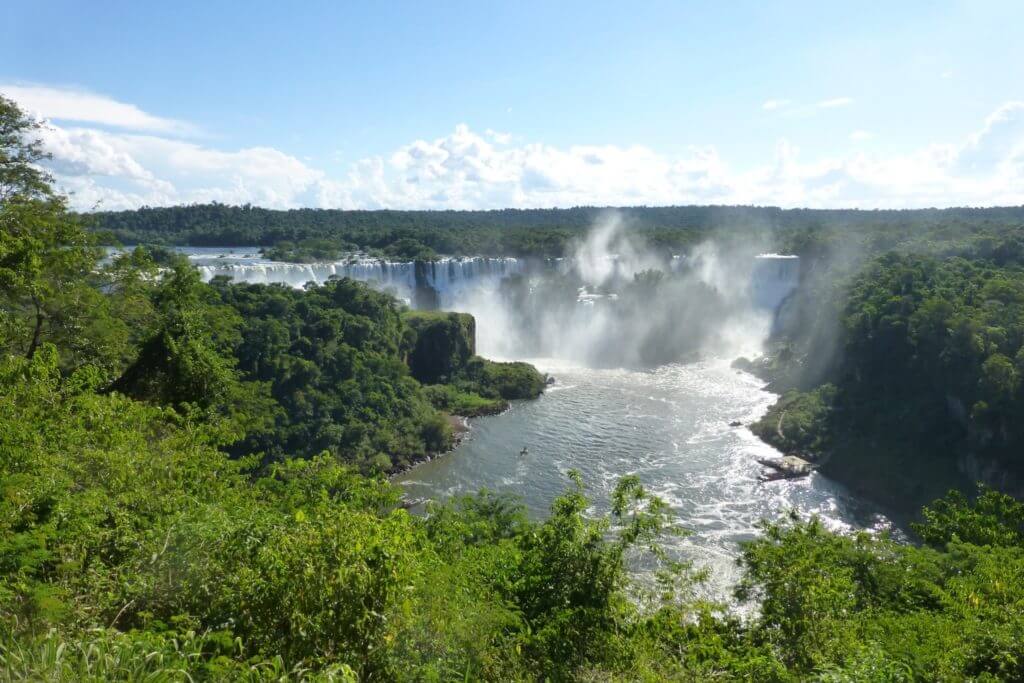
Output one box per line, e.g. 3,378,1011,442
4,94,1024,680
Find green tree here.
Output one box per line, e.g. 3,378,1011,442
0,98,149,377
0,94,54,201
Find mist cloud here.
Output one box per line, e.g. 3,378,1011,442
455,213,791,368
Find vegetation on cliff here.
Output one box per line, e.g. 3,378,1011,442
5,94,1024,680
405,310,546,416
751,244,1024,505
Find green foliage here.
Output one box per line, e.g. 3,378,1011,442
754,249,1024,506
468,357,548,401
421,383,506,416
0,94,54,201
404,311,475,384
404,310,545,412
737,512,1024,680
751,384,836,456
88,203,1024,263
264,237,359,263
213,278,452,471
1,199,154,379
0,349,692,679
914,486,1024,548
381,237,436,261
4,340,1024,680
111,260,244,410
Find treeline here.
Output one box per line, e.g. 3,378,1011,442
87,201,1024,258
6,93,1024,680
750,219,1024,507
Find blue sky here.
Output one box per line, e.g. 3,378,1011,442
2,1,1022,210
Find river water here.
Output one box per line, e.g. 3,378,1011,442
166,246,896,599
395,357,892,597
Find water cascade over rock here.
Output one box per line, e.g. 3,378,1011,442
195,254,526,309
750,254,800,311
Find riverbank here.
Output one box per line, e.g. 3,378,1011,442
735,351,972,518
389,406,509,478
394,359,887,601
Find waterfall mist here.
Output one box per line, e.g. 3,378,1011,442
183,217,800,370
454,212,798,367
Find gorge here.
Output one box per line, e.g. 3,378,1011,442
177,236,891,600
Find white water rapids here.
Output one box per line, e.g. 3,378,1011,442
168,244,894,600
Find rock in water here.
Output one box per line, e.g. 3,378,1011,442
757,455,814,481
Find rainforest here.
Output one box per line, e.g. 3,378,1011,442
4,85,1024,683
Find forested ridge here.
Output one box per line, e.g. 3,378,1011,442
88,201,1024,259
5,95,1024,680
749,215,1024,508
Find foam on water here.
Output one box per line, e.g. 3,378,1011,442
191,249,525,308
160,247,879,603
395,359,891,602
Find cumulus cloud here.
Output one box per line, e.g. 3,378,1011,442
6,85,1024,211
314,111,1024,209
2,83,196,135
35,126,324,210
849,130,874,141
484,128,512,144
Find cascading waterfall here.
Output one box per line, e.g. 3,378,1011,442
116,245,799,325
195,254,526,308
750,254,800,311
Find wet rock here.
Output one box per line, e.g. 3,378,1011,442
757,455,815,481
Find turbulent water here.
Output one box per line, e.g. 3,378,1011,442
395,358,892,598
169,245,893,600
186,246,525,308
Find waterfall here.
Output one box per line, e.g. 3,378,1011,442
188,248,797,316
196,255,526,309
750,254,800,311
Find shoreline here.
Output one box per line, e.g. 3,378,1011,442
389,406,512,479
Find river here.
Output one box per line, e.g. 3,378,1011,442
171,246,897,599
395,357,893,598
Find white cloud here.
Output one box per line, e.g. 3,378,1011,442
761,99,790,111
10,85,1022,212
817,97,854,109
849,130,873,141
36,125,323,210
485,128,512,144
2,83,196,135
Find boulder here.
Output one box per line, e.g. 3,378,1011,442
757,455,815,481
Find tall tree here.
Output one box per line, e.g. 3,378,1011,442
0,96,153,376
0,94,54,201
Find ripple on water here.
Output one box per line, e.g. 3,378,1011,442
394,358,897,602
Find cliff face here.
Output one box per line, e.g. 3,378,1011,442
403,311,476,384
402,310,547,411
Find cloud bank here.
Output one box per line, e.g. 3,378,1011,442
3,84,196,135
4,84,1023,211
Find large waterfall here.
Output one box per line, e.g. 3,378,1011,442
193,251,525,308
182,248,799,316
